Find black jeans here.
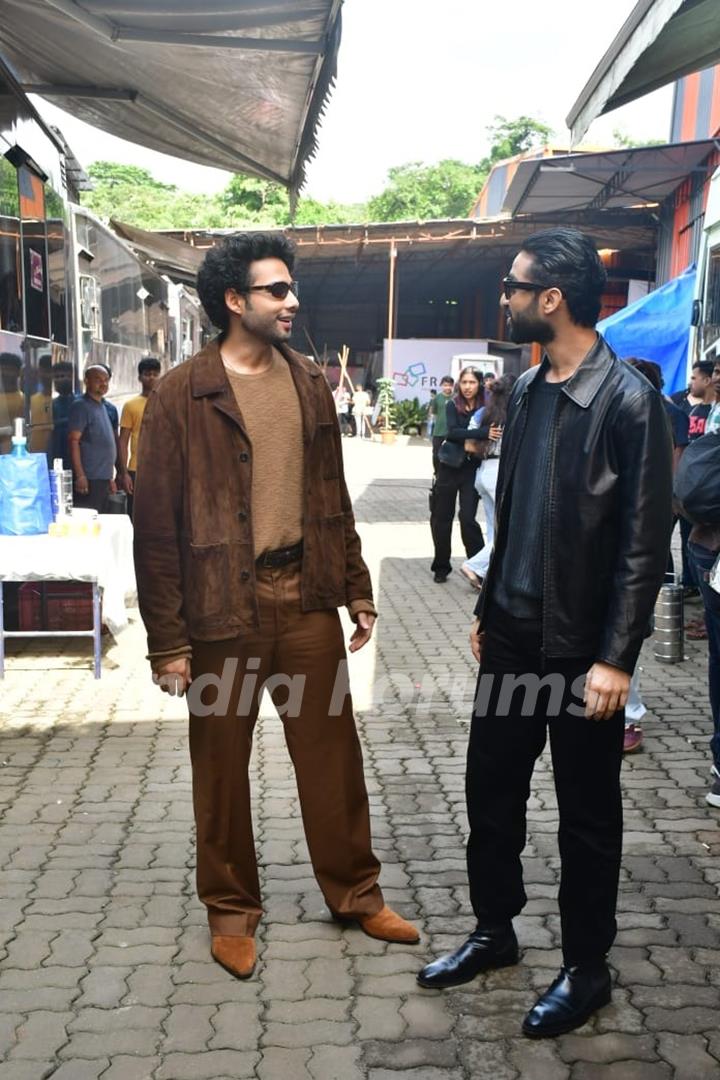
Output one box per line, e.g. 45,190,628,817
74,479,110,515
430,461,484,574
466,602,624,964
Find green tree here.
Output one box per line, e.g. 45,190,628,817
367,159,486,222
482,115,554,168
612,129,664,149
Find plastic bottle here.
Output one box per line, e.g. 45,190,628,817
10,417,28,457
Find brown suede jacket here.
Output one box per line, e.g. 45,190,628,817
133,340,375,663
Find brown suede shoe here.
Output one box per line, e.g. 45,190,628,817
359,905,420,944
211,935,256,979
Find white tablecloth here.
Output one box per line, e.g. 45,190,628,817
0,515,136,635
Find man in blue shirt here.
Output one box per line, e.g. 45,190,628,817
68,365,119,513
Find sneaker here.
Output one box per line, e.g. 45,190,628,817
623,724,644,754
460,564,483,591
707,765,720,809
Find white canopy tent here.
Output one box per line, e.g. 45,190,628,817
567,0,720,144
0,0,343,195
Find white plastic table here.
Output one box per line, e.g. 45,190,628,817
0,515,135,679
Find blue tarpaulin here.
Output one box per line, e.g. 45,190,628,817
598,265,696,396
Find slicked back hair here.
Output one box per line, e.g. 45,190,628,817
520,227,607,328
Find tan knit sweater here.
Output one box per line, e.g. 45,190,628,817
225,351,304,556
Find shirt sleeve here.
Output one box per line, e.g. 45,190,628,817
120,401,134,431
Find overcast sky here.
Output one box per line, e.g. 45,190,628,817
34,0,673,203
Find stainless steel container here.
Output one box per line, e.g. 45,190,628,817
653,577,684,664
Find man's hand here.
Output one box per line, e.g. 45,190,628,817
583,662,630,721
121,472,134,495
75,474,89,495
153,658,192,697
488,424,503,441
349,612,376,653
109,478,117,495
469,618,485,664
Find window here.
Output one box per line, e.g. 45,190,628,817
18,165,50,340
0,155,22,334
46,186,68,345
703,244,720,358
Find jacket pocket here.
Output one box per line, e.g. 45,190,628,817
183,543,229,619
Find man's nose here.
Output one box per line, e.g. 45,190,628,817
499,292,509,309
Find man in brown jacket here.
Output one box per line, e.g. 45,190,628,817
133,233,418,979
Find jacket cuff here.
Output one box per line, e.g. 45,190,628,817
348,599,377,622
148,645,193,673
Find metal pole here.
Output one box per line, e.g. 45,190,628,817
386,240,397,378
0,582,5,679
92,582,102,679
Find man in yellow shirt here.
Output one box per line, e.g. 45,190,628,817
119,356,161,516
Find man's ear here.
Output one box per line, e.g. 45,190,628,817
542,287,564,316
224,287,245,317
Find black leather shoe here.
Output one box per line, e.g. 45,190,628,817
417,925,519,989
433,571,449,583
522,963,611,1038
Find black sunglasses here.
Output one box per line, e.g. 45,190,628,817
501,276,548,300
247,280,299,300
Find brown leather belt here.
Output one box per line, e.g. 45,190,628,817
256,540,303,569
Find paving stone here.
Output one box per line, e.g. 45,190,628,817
209,1002,262,1051
509,1041,570,1080
556,1033,658,1064
641,1007,720,1034
656,1033,720,1080
101,1057,161,1080
47,1061,110,1080
570,1065,672,1080
156,1051,259,1078
68,1005,167,1032
459,1040,520,1078
364,1039,458,1069
261,1021,355,1048
257,1048,311,1080
308,1043,364,1080
354,995,407,1040
162,1003,215,1052
400,995,455,1038
9,1010,72,1059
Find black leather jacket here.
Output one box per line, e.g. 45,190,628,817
475,336,673,674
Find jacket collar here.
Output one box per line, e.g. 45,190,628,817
518,334,615,410
189,336,322,444
190,337,320,398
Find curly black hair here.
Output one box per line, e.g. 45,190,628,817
196,233,296,331
521,228,607,328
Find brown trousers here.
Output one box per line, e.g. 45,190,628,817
188,562,383,936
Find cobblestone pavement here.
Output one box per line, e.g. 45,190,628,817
1,438,719,1080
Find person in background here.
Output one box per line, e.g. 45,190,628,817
483,371,498,394
683,354,720,807
335,385,353,436
29,353,53,454
68,364,120,513
119,356,162,517
460,374,516,590
430,375,455,473
0,352,24,455
48,360,79,469
429,367,485,583
621,359,684,753
680,360,716,602
353,383,372,439
426,389,437,438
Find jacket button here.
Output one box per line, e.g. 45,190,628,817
240,570,250,582
239,452,249,462
237,510,247,521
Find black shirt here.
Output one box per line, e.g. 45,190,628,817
494,374,567,619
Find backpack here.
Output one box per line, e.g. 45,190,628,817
673,432,720,524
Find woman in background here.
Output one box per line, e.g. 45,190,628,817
429,367,485,583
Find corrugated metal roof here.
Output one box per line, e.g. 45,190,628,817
567,0,720,144
503,141,717,216
0,0,343,195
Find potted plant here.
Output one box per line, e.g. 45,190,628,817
375,377,397,444
393,397,428,437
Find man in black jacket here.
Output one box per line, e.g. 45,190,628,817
417,229,672,1037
